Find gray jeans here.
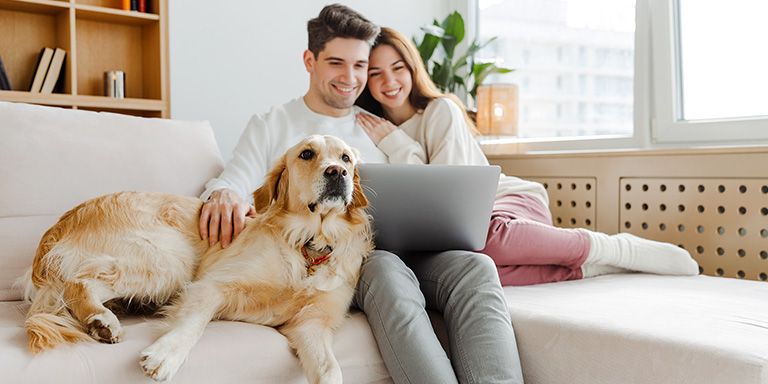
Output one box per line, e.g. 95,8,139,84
352,250,524,384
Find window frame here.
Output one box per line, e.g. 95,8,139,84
649,0,768,144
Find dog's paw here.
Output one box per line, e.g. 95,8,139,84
86,312,123,344
139,339,187,382
317,368,343,384
315,361,343,384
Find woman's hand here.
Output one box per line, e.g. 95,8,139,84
356,113,397,145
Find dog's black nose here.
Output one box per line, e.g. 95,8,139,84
324,165,347,180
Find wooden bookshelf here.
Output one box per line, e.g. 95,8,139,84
0,0,169,117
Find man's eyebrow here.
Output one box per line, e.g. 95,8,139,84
324,56,368,64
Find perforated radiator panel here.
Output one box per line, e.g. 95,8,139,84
619,178,768,281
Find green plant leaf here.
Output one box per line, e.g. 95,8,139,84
417,34,441,65
453,40,480,72
454,37,498,70
440,11,464,59
470,63,515,98
432,58,455,92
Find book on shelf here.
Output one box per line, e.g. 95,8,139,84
127,0,148,13
0,56,11,91
29,47,54,93
40,48,66,94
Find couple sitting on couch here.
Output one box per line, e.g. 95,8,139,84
200,4,699,384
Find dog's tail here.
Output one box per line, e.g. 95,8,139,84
23,279,91,353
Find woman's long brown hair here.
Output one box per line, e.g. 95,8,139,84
356,27,478,134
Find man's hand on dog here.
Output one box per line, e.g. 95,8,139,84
199,189,255,248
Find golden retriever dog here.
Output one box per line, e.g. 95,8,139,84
20,135,373,383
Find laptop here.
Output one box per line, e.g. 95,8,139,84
358,164,501,252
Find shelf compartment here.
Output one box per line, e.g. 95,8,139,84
76,0,158,15
75,17,161,99
75,4,159,25
0,3,72,93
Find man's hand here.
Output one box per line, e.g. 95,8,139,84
199,189,255,248
356,113,397,145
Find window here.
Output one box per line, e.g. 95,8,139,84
650,0,768,143
476,0,636,140
469,0,768,150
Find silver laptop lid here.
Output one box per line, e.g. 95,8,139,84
358,164,500,252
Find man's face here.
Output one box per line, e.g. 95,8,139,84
305,38,370,113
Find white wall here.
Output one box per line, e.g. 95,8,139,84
169,1,448,159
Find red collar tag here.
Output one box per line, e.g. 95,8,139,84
301,243,333,275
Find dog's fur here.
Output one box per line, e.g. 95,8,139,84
20,135,373,383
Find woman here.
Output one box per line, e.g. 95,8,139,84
355,27,699,285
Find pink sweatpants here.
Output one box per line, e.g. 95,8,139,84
479,194,591,286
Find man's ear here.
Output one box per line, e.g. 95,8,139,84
252,155,288,213
303,50,315,72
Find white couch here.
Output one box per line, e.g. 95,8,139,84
2,101,767,384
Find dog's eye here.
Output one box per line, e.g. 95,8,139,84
341,154,350,163
299,149,314,160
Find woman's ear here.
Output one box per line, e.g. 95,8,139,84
252,155,288,213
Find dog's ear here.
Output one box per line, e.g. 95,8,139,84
350,165,369,210
252,155,288,213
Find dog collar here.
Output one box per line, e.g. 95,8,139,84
301,242,333,275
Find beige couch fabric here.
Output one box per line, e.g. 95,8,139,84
0,302,391,383
0,101,224,301
508,273,768,384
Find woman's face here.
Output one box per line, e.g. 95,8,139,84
367,44,413,111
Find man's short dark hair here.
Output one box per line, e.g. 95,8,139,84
307,4,380,57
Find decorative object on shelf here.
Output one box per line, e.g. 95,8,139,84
475,84,518,136
413,11,514,107
104,70,125,99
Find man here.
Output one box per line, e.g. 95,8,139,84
198,4,524,383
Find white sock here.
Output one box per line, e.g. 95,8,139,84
581,263,629,278
584,231,699,276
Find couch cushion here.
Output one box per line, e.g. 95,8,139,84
0,302,391,383
0,102,225,300
506,273,768,384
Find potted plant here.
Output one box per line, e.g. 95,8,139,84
413,10,514,108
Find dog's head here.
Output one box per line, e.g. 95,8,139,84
252,135,368,216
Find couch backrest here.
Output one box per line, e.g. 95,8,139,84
0,102,225,301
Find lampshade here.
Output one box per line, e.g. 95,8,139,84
476,84,519,136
